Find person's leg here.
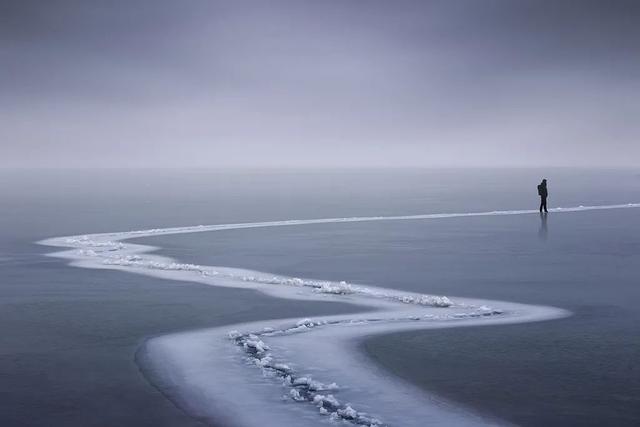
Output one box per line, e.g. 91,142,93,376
540,197,544,212
543,197,548,213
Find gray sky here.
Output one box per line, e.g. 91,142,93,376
2,0,639,168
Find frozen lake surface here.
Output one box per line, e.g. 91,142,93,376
2,169,640,426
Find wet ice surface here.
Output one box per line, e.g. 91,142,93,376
38,205,640,426
0,168,635,427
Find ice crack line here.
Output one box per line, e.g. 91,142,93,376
37,203,638,427
60,202,640,241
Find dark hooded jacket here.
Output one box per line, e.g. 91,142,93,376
537,182,548,197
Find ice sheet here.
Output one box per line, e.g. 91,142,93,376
38,203,640,426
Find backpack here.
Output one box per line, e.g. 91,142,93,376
537,184,544,196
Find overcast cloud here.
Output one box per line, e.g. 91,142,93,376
2,0,639,168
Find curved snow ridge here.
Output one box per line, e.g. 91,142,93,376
96,253,453,307
38,203,638,427
230,326,383,426
226,309,507,427
142,301,564,427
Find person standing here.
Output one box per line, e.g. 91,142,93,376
537,179,548,213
